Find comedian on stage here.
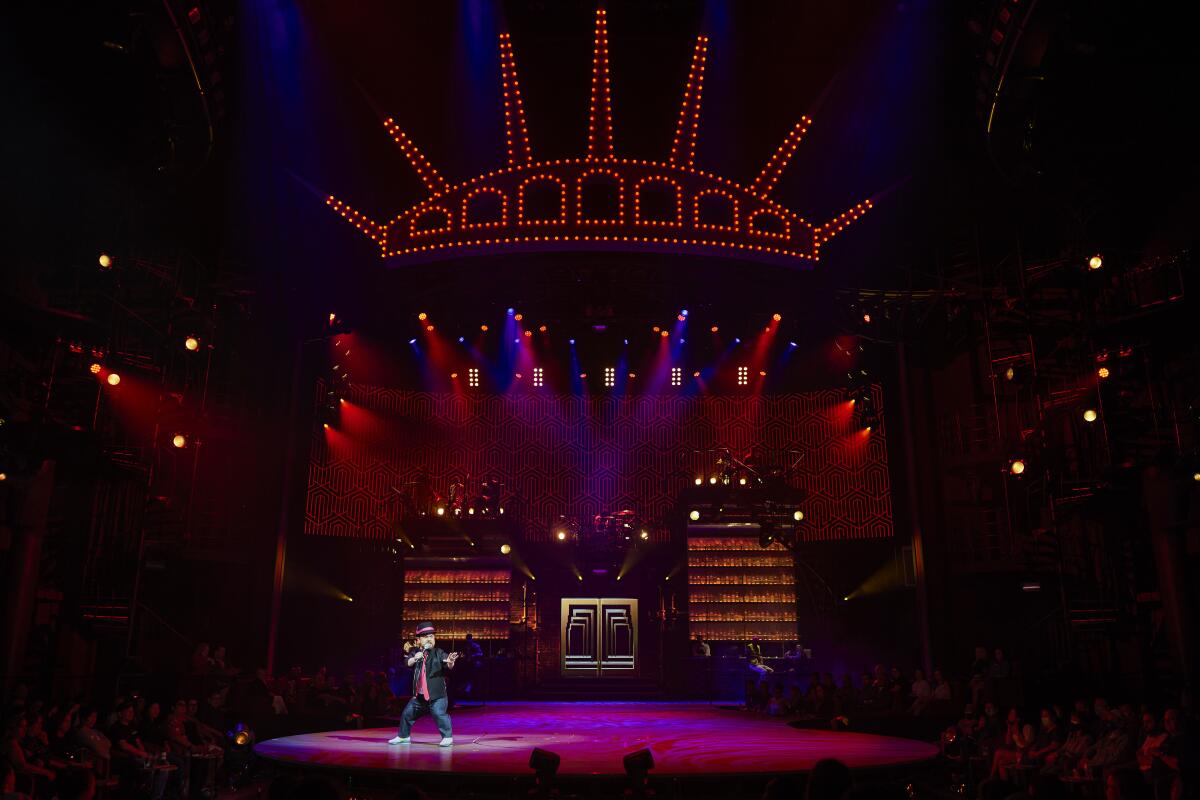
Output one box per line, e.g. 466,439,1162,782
389,621,459,747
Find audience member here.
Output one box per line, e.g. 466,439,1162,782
2,760,31,800
73,709,110,763
910,668,932,716
2,716,56,784
805,758,853,800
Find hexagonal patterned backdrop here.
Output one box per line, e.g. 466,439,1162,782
303,386,893,542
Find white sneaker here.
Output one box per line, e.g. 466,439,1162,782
388,736,410,745
438,737,453,747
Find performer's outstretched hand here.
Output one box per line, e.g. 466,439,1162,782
446,652,459,668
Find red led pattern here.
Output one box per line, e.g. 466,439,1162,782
324,12,874,267
304,389,894,543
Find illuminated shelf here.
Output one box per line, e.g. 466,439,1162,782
686,534,795,642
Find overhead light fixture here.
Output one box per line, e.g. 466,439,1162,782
1010,460,1026,475
107,373,121,386
1097,366,1110,379
98,253,113,269
500,543,512,555
1082,409,1098,423
793,510,804,522
688,510,700,521
1087,254,1103,270
184,336,200,351
172,434,187,449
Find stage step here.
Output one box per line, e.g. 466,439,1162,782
531,677,663,701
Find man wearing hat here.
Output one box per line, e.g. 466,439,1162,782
389,622,459,746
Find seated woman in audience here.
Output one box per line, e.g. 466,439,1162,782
73,708,111,764
3,715,57,785
990,707,1034,779
19,712,50,770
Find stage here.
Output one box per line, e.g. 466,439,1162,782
254,702,939,779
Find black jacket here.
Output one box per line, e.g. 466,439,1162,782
410,648,451,701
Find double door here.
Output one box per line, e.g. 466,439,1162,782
560,598,637,676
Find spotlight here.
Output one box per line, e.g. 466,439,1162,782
569,339,576,345
677,314,686,322
1083,409,1098,423
514,313,523,321
793,510,804,522
639,530,649,540
89,363,102,374
436,507,445,516
688,510,700,521
863,313,871,324
709,477,717,485
524,330,533,337
711,326,719,333
427,325,435,332
408,338,417,345
1010,460,1026,475
451,373,458,379
468,507,476,515
680,309,688,316
739,477,747,486
0,473,6,482
184,336,200,351
556,530,567,541
1087,254,1103,270
107,373,121,386
772,313,782,321
500,543,512,555
1005,366,1015,381
1097,366,1110,379
660,330,668,338
652,326,660,333
98,253,113,269
1193,472,1200,482
172,434,187,449
418,312,428,321
539,325,548,333
458,336,465,343
694,477,702,486
481,324,489,332
693,371,701,378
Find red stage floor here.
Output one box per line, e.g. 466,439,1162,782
254,702,938,777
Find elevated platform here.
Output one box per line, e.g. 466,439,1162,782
255,702,939,780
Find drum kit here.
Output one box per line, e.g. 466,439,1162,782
394,473,507,519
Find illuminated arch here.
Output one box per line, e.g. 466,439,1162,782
411,207,452,237
634,176,682,227
747,209,790,240
577,168,624,225
462,187,508,230
693,189,738,232
518,175,567,225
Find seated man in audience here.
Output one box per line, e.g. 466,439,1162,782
691,633,711,657
1025,709,1067,767
109,702,166,800
1043,710,1092,775
1077,707,1136,777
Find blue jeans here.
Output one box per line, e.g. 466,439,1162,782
399,695,451,738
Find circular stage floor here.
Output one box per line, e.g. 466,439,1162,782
255,702,939,778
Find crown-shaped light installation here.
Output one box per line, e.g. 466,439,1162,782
326,9,874,266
